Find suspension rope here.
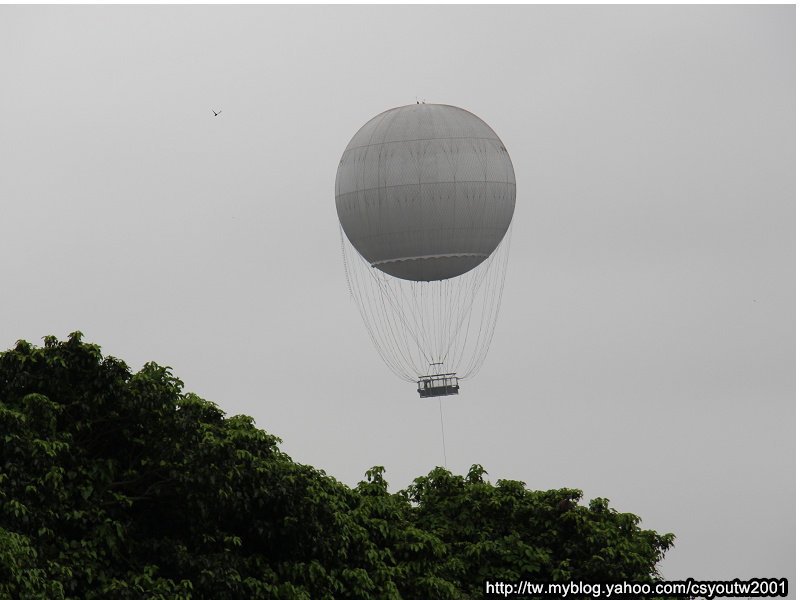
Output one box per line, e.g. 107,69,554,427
439,397,447,469
340,224,513,383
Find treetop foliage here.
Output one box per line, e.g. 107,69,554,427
0,333,675,599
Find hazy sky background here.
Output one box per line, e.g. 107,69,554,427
1,4,794,585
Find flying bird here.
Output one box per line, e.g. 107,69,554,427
212,109,222,117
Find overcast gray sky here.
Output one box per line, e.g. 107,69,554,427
1,4,794,585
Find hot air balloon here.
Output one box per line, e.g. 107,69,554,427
336,104,515,396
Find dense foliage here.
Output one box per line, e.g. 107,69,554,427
0,333,675,599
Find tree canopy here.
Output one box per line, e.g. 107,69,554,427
0,333,675,599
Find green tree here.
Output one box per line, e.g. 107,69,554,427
0,333,676,599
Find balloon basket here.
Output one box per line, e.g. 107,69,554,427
417,374,459,398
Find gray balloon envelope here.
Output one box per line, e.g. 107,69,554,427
335,104,516,281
